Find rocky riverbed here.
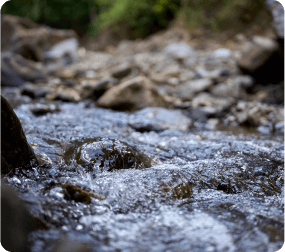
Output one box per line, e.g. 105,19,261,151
1,12,284,252
2,98,284,252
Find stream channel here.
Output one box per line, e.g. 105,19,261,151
2,93,284,252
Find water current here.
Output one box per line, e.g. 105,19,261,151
3,98,284,252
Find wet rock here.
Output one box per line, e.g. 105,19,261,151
2,15,77,62
1,95,38,174
162,42,196,61
128,107,192,132
97,76,168,111
1,52,48,86
64,138,151,175
217,181,237,194
175,78,213,101
237,36,283,83
1,183,36,252
58,184,104,204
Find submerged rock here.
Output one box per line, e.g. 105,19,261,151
97,76,168,111
64,138,151,175
1,95,38,173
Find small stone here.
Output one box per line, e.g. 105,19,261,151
97,76,168,111
163,42,196,60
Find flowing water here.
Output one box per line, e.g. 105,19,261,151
3,98,284,252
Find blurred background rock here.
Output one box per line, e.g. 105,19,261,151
1,0,279,51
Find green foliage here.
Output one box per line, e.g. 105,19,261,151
92,0,180,38
1,0,180,38
1,0,99,35
1,0,269,38
182,0,268,32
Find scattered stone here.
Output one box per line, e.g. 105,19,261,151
2,14,77,62
30,103,60,116
206,118,220,130
209,48,232,60
97,76,168,111
21,83,52,99
128,107,192,132
211,75,253,99
266,0,284,40
1,95,38,174
195,66,217,79
237,36,283,83
1,52,48,86
175,78,213,101
47,89,81,102
1,63,26,87
274,121,284,134
111,63,135,79
187,92,235,122
230,100,284,128
163,42,196,61
43,38,78,66
81,77,119,100
251,82,284,105
54,68,77,79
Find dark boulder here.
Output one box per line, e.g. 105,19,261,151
1,95,38,174
1,183,36,252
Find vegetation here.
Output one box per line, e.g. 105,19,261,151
181,0,269,32
1,0,270,38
